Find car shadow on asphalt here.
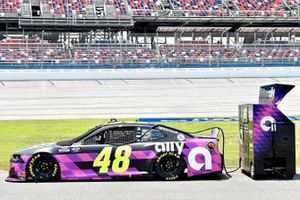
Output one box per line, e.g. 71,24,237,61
7,173,229,183
8,173,300,183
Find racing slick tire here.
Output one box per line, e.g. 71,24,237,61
27,154,59,182
154,152,185,181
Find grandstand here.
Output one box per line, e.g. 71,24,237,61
0,0,299,69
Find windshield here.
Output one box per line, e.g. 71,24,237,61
56,124,103,146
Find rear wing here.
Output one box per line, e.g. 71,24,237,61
259,84,295,105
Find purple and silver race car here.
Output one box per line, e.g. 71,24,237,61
7,122,223,182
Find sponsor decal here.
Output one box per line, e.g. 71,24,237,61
70,147,81,152
260,116,276,132
93,145,132,174
58,147,70,153
176,134,185,141
28,154,40,177
188,147,212,171
155,142,184,155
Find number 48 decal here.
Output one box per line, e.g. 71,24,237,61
93,145,132,174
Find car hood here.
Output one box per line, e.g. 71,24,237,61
15,143,57,155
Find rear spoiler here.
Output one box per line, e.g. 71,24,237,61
259,84,295,105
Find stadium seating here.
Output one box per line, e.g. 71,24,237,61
0,0,299,18
0,0,20,15
128,0,162,16
106,0,129,17
74,47,158,64
0,38,299,66
43,0,93,17
170,0,222,16
159,45,300,63
232,0,287,16
0,38,69,64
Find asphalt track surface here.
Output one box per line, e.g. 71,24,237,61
1,171,300,200
0,78,300,120
1,78,300,200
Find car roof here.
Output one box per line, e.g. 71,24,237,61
102,122,157,128
57,122,192,146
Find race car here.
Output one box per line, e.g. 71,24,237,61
6,122,224,182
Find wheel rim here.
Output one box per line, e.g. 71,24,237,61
32,157,55,179
160,156,180,176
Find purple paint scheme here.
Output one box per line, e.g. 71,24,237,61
7,141,222,181
259,84,295,105
240,83,295,178
253,104,290,162
7,123,223,182
7,155,31,181
183,139,222,177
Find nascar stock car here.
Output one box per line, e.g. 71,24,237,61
7,122,225,182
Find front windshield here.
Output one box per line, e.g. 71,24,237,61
56,124,103,146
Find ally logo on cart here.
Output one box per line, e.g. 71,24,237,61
261,116,277,132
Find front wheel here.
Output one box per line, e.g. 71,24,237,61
154,152,185,181
27,154,59,182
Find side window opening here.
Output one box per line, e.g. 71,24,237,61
104,127,136,144
139,128,167,142
83,127,136,145
83,132,104,145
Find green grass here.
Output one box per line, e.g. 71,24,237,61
0,119,299,171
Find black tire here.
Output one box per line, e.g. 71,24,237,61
154,152,185,181
27,154,59,182
286,173,294,180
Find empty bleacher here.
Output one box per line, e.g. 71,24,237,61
0,38,299,68
0,38,69,64
170,0,222,16
0,0,21,16
0,0,299,18
232,0,287,17
73,44,158,64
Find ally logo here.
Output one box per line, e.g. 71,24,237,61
188,147,212,170
260,116,276,132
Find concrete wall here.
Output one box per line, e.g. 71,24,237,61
0,67,300,81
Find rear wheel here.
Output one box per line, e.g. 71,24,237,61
155,152,185,181
27,154,59,182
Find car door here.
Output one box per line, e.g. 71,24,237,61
56,127,111,181
79,125,141,179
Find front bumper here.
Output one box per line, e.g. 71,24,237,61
6,163,27,182
6,155,32,182
6,166,26,182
